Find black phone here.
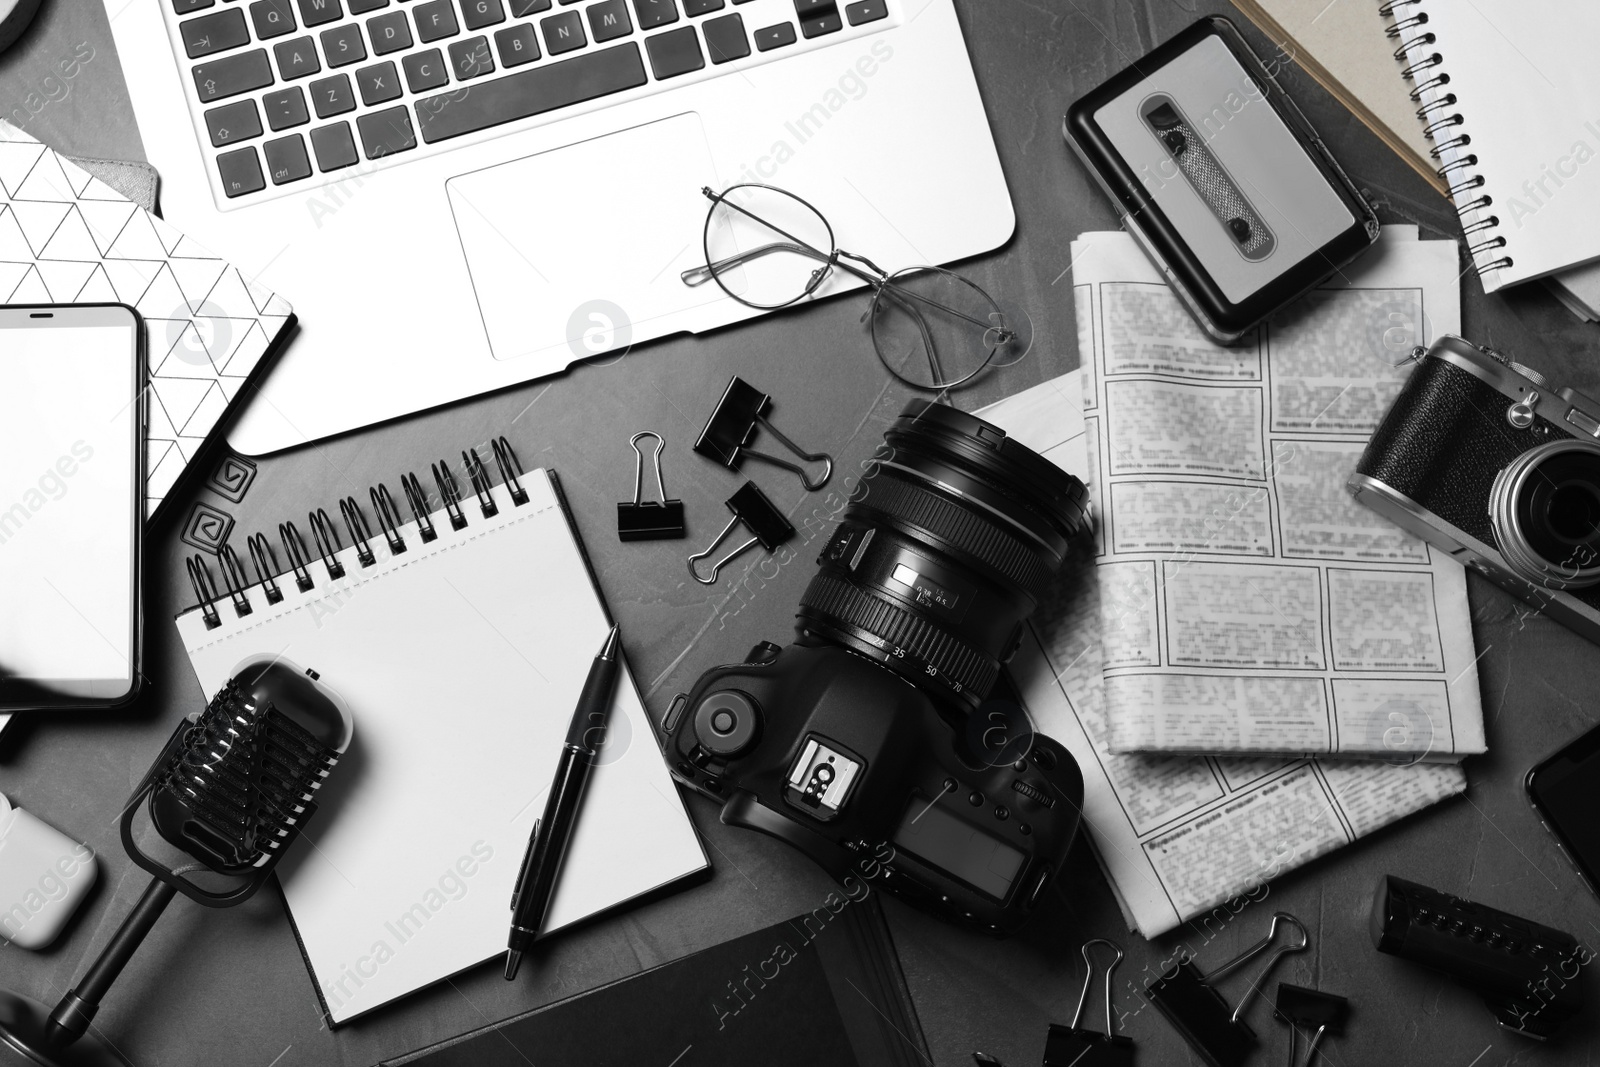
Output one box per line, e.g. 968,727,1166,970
1526,723,1600,899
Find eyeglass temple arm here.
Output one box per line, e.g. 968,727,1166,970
681,242,843,286
684,245,1009,339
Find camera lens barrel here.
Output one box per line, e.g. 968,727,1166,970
797,401,1090,708
1489,439,1600,590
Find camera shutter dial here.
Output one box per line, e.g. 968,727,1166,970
691,690,761,757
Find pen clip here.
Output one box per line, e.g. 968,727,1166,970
511,817,541,912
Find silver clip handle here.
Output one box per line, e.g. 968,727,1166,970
1068,938,1124,1037
630,431,670,506
1208,912,1309,1025
745,416,833,492
687,514,759,585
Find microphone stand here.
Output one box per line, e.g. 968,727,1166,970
0,877,177,1067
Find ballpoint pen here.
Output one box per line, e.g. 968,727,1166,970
505,624,620,981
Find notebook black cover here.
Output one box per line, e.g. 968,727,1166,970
383,895,928,1067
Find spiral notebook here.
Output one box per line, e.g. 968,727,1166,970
173,444,707,1024
1385,1,1600,292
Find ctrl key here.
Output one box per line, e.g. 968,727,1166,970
216,145,265,197
264,134,313,185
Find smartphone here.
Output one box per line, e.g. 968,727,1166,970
0,304,146,711
1526,724,1600,899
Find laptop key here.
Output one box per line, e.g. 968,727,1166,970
753,21,794,49
448,36,495,79
682,0,721,13
540,10,585,54
845,0,885,23
494,23,539,66
193,50,274,103
644,25,702,78
795,0,840,36
414,0,460,41
311,121,360,169
461,0,506,30
205,99,263,147
174,0,216,11
357,60,403,104
509,0,551,13
702,12,746,62
217,146,266,197
250,0,298,39
264,86,311,129
321,23,368,66
414,41,646,142
296,0,343,26
311,72,356,116
274,36,322,79
587,0,631,41
348,0,389,11
358,106,418,158
369,10,414,53
403,48,451,90
181,9,250,59
632,0,676,28
265,134,314,184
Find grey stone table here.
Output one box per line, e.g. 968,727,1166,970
3,1,1598,1065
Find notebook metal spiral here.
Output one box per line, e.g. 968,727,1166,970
186,437,529,630
1381,0,1512,275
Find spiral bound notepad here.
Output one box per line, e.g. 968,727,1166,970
173,444,706,1024
1385,1,1600,291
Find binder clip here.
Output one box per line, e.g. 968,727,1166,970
618,431,685,541
688,481,794,584
1143,912,1309,1067
1044,939,1134,1066
1273,984,1348,1067
693,376,834,491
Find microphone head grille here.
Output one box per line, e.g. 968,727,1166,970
149,670,345,877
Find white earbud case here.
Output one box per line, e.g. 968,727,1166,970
0,793,97,949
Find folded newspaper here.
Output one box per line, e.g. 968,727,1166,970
1071,227,1485,759
982,370,1467,938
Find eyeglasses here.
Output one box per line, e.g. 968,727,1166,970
680,184,1028,391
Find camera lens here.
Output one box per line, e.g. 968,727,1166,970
1489,439,1600,589
796,400,1090,709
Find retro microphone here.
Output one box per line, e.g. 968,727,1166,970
0,655,353,1067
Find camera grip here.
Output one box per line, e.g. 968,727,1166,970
721,790,858,879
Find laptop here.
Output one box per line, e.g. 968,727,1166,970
106,0,1015,454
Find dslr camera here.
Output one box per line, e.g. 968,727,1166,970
1351,335,1600,642
662,401,1090,935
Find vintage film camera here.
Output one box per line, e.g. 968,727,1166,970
1351,335,1600,643
662,401,1090,934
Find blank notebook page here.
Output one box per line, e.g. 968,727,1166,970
174,471,706,1023
1399,1,1600,289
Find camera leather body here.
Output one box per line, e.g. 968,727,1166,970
662,641,1084,936
1351,335,1600,642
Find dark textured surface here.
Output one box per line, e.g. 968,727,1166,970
4,1,1600,1066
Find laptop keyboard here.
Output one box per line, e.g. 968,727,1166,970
163,0,896,207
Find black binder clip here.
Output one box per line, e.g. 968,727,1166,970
1044,939,1134,1066
693,376,834,491
688,481,794,584
1273,984,1348,1067
1144,912,1308,1067
618,431,686,541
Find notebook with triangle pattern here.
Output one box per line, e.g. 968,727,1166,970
0,119,295,521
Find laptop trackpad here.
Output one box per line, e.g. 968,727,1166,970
446,112,716,362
